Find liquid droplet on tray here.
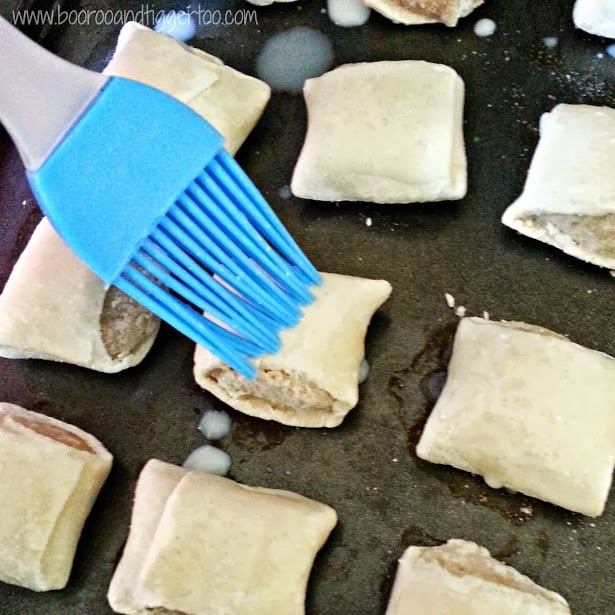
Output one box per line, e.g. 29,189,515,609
256,26,334,93
327,0,371,27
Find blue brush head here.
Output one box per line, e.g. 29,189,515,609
27,77,321,378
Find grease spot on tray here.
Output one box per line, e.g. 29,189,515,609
411,322,457,372
401,524,444,548
492,535,519,561
441,469,538,526
405,412,429,455
420,368,447,403
537,529,550,559
229,411,294,452
195,390,294,451
387,322,456,453
379,558,398,614
29,398,54,415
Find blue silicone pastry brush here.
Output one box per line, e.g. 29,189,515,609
0,18,321,379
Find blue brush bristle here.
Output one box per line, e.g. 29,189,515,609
116,149,321,378
120,151,320,378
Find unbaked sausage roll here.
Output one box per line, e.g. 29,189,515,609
194,272,392,427
0,218,159,372
502,104,615,269
0,402,112,591
291,61,466,204
103,21,271,156
365,0,484,27
416,317,615,517
108,459,337,615
385,539,570,614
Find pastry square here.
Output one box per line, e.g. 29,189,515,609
416,317,615,517
0,403,112,591
290,61,466,204
502,103,615,269
0,218,159,372
108,459,337,615
103,22,271,155
385,539,570,614
194,272,392,427
365,0,484,27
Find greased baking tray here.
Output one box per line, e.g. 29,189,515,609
1,0,614,613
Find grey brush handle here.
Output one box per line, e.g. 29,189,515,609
0,16,107,171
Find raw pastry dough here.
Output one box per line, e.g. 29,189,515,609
501,103,615,269
0,218,159,372
365,0,483,26
0,402,112,591
103,21,271,156
416,317,615,517
193,272,392,427
107,459,337,615
385,539,570,614
573,0,615,38
291,61,466,204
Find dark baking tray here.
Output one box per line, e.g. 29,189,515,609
1,1,614,613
